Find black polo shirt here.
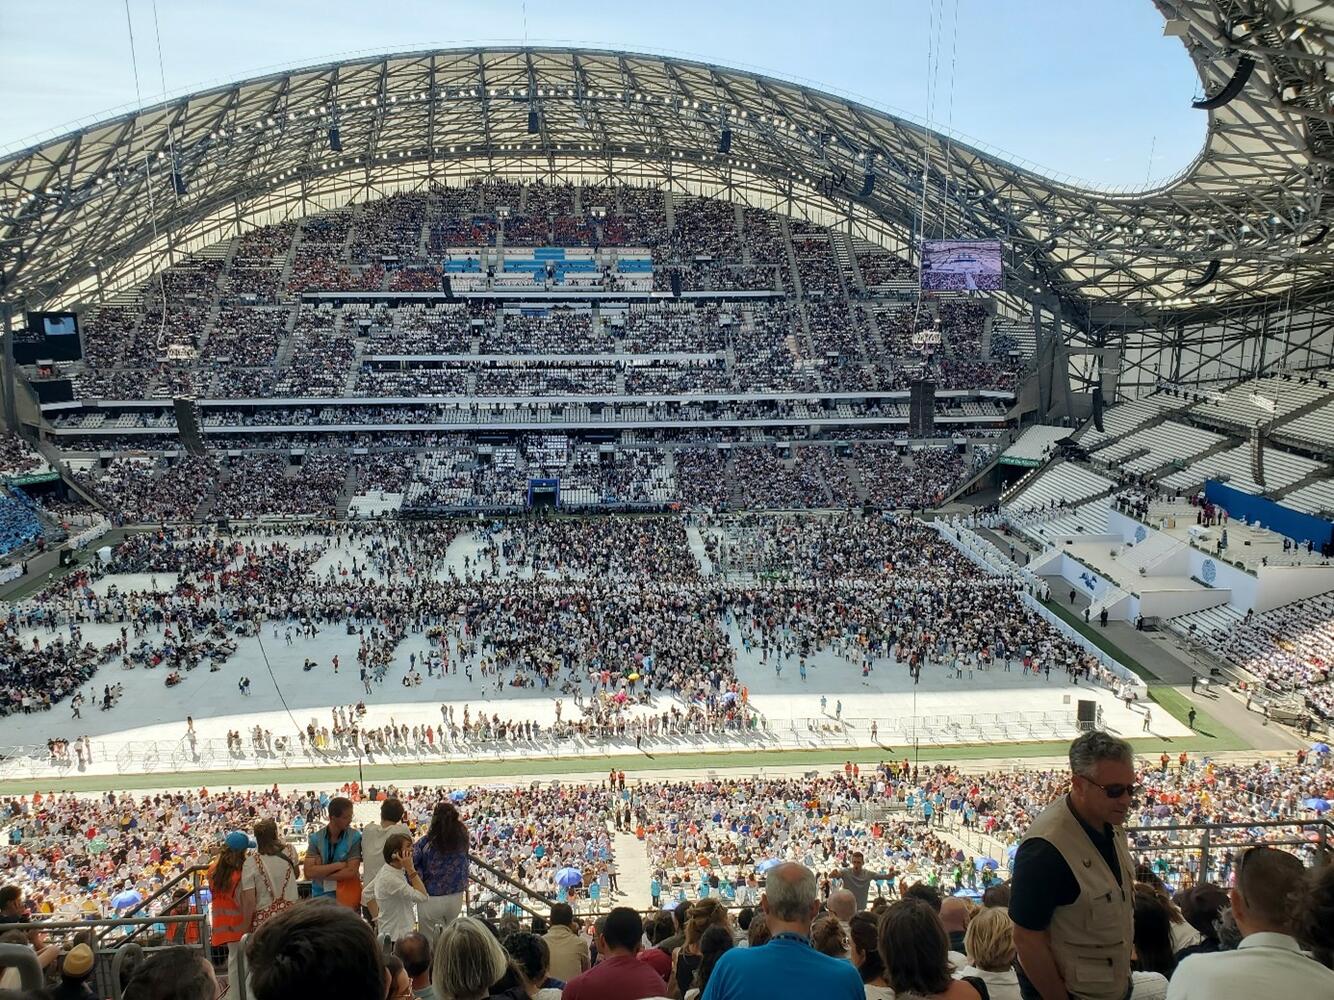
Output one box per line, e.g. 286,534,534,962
1009,796,1123,933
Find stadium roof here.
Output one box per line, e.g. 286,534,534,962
0,1,1331,321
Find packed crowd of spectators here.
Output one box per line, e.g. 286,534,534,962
212,454,348,519
75,457,217,524
365,303,482,354
670,444,969,511
0,747,1328,1000
0,511,1129,730
352,192,429,262
854,444,967,510
1204,595,1334,718
58,182,1029,421
482,311,602,355
618,303,728,354
0,433,50,478
0,486,45,557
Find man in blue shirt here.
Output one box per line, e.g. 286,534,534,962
302,796,362,904
700,862,863,1000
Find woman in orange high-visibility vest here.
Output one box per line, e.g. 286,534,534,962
209,831,256,993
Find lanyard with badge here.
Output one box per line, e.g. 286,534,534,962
321,827,345,894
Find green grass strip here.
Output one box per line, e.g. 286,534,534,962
1037,599,1243,749
1041,598,1159,682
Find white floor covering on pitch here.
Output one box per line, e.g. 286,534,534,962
0,526,1186,781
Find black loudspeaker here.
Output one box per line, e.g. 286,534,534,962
719,128,732,154
908,379,936,437
441,274,455,301
1072,698,1093,730
1092,386,1105,433
328,126,342,152
860,173,876,197
528,109,539,133
670,270,682,297
172,396,207,457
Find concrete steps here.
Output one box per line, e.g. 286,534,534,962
336,464,359,518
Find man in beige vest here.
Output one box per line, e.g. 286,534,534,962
1011,731,1137,1000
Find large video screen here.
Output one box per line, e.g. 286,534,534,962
920,240,1003,292
15,311,82,363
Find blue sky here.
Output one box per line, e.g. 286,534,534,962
0,0,1203,189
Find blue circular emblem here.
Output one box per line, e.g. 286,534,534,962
1134,525,1147,543
1202,559,1217,584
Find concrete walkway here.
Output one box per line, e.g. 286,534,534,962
610,826,654,908
683,522,714,575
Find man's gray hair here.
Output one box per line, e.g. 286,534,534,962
1068,730,1134,778
765,863,819,921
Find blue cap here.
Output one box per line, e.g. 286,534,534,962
224,831,256,851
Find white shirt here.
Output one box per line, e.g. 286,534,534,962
1129,970,1168,1000
1166,932,1334,1000
241,849,300,910
361,821,412,884
1169,920,1203,954
957,963,1021,1000
363,862,427,943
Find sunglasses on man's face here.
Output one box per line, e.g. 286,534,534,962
1079,776,1140,800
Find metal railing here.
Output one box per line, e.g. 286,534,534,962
1128,817,1333,884
4,708,1083,781
12,914,210,1000
465,852,558,920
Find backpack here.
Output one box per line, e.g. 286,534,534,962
253,853,296,926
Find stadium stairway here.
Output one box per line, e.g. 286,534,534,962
857,304,889,355
336,464,359,519
272,303,302,367
683,520,715,575
778,218,819,360
37,440,106,513
734,203,751,265
830,231,864,293
344,341,365,393
1270,461,1334,502
843,455,869,505
279,226,303,287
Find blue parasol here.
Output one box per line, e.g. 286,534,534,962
973,857,1000,870
756,858,783,874
112,889,143,911
555,867,583,888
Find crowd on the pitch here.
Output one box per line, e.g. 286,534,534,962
2,513,1127,726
